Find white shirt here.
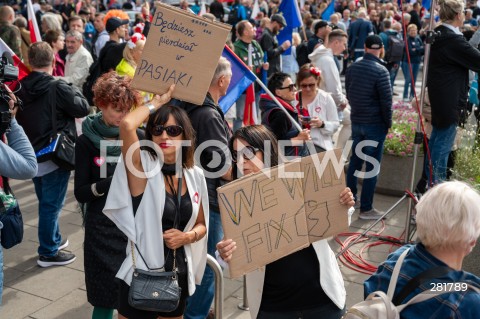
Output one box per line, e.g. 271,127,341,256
63,45,93,90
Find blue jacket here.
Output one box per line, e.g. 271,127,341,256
348,18,373,52
345,53,392,128
365,244,480,319
403,35,424,64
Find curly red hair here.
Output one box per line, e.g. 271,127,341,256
92,71,141,112
103,9,129,25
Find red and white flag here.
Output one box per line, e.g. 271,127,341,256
0,38,30,82
199,0,207,16
243,84,258,126
27,0,41,43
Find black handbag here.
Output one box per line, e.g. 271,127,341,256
36,80,75,171
0,176,24,249
128,175,183,312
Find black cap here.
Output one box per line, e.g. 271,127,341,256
78,8,91,15
106,17,129,33
271,14,287,27
365,35,383,49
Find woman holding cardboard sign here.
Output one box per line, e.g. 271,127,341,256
103,85,210,319
217,125,355,319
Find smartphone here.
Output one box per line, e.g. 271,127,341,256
302,116,311,123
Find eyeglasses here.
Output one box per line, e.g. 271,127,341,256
279,84,296,92
232,145,261,162
149,125,184,137
300,83,316,89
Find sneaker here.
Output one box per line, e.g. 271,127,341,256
358,208,386,220
58,238,69,251
37,251,76,268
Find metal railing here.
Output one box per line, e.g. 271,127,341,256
206,254,224,319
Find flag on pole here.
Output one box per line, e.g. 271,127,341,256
423,0,431,11
219,46,257,113
251,0,260,19
199,0,207,16
27,0,41,43
0,38,30,82
322,0,335,20
277,0,303,55
243,84,258,125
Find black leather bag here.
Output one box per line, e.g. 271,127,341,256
0,176,24,249
36,80,75,171
128,176,183,312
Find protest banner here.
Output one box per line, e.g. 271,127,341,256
217,149,348,278
131,3,231,105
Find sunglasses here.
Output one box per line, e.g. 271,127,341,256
232,145,261,162
279,84,296,92
300,83,316,89
149,125,184,137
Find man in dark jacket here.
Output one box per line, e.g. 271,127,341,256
345,35,392,220
176,57,232,319
260,13,291,76
16,42,89,267
348,9,374,61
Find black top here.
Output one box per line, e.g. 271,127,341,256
260,245,332,311
99,41,127,73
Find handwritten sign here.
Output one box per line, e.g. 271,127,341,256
217,149,348,279
131,3,231,105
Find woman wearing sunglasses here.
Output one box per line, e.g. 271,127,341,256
74,72,142,319
217,125,355,319
259,72,311,158
296,64,340,153
103,85,210,319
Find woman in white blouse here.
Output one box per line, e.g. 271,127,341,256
296,64,340,152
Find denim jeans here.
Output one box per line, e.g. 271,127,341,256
32,168,70,257
184,210,224,319
426,124,457,184
0,225,3,306
257,303,345,319
388,63,400,88
401,62,420,100
346,123,387,212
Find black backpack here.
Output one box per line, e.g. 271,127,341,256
385,34,404,63
227,5,240,26
296,41,310,68
82,59,102,106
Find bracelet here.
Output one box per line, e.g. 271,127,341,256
192,230,199,243
145,103,156,114
320,122,325,128
91,183,104,197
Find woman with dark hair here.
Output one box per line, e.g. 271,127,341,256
259,72,311,157
296,64,340,152
217,125,355,319
74,71,142,319
44,30,65,76
103,85,210,319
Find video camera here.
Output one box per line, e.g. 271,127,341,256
0,51,19,136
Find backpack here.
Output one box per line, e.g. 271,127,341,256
227,5,240,26
343,248,480,319
385,34,404,63
296,41,310,68
82,59,102,106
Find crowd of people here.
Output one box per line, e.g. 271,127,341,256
0,0,480,318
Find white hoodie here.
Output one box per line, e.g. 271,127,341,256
308,45,347,108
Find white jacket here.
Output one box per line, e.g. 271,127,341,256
308,46,347,108
103,150,210,295
63,45,93,90
306,90,340,150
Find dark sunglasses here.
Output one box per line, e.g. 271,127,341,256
300,83,316,89
232,145,261,162
279,84,296,92
150,125,184,137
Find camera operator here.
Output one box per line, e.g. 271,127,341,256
0,84,38,305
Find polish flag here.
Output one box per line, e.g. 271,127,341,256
243,84,258,126
27,0,41,43
0,38,30,82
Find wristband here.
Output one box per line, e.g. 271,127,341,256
192,230,199,243
146,103,156,114
320,122,325,128
91,183,104,197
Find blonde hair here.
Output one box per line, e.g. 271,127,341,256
407,24,418,32
123,39,145,68
438,0,464,22
416,181,480,250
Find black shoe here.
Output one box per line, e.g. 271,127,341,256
37,251,76,268
58,238,69,251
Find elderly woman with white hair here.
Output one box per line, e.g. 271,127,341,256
364,181,480,318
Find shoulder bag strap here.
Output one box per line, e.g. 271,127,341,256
392,266,453,305
386,247,411,299
50,80,58,136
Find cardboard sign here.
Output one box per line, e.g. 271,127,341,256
218,161,310,279
301,149,349,242
217,149,348,279
131,3,231,105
